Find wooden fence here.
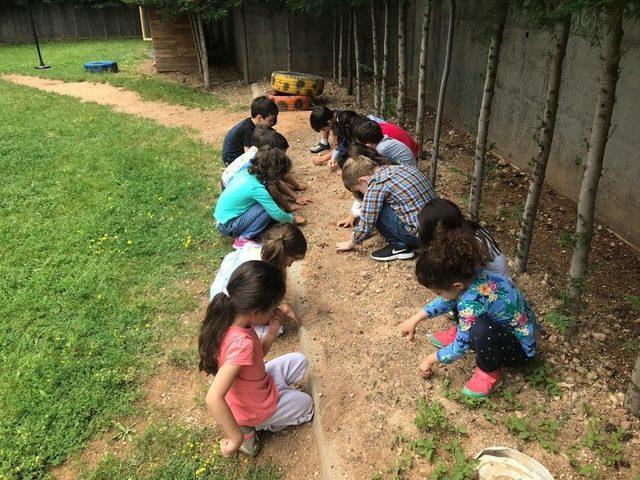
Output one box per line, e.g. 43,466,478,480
0,1,142,44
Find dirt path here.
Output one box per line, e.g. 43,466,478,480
1,74,246,146
10,75,639,480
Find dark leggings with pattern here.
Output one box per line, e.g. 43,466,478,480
468,317,530,373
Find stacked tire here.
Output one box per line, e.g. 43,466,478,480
268,71,324,112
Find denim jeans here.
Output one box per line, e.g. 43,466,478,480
374,203,418,250
217,203,272,239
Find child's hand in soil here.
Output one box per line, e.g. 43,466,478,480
400,318,418,342
289,203,303,212
278,303,301,325
336,239,355,252
401,311,427,342
293,214,307,225
337,214,357,228
295,195,312,206
294,182,307,191
220,435,243,457
418,353,438,379
313,155,329,166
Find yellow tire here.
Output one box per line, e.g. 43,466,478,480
271,71,325,97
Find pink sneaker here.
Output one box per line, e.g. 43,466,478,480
232,237,259,249
462,368,502,398
428,325,458,348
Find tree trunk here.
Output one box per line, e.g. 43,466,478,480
286,13,292,70
333,14,338,82
380,0,390,116
626,354,640,416
396,0,407,124
338,13,344,86
188,14,203,75
353,8,362,107
515,15,571,274
564,7,623,332
415,0,432,149
196,13,209,89
240,4,249,83
468,0,508,221
347,8,353,95
371,1,380,113
430,0,455,187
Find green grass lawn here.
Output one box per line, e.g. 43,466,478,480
0,39,226,109
0,79,229,479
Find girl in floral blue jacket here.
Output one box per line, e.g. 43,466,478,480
401,227,537,398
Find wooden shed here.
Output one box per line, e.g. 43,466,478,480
149,10,199,73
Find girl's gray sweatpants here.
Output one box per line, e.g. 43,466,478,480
255,352,314,432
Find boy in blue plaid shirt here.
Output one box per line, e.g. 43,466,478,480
336,153,437,261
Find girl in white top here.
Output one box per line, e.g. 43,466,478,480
210,224,307,338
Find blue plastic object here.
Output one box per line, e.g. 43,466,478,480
84,61,118,73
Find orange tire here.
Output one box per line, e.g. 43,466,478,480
267,91,313,111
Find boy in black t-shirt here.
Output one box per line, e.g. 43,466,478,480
221,96,279,166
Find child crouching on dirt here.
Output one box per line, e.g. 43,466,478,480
214,147,306,249
335,152,437,261
210,223,307,338
401,227,537,398
200,260,314,457
222,126,310,210
417,198,510,348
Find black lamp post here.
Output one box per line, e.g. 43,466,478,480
26,0,50,69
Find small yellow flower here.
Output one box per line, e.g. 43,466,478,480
127,240,133,245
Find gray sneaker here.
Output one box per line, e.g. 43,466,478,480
309,142,330,153
239,426,261,457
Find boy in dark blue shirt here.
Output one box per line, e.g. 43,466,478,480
221,96,279,166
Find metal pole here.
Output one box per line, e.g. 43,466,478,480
27,0,50,69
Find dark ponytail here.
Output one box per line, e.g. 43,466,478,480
415,226,490,290
261,224,307,270
198,261,286,375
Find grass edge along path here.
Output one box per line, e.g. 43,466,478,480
0,39,226,110
0,79,225,479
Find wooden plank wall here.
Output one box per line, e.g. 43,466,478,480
149,10,198,73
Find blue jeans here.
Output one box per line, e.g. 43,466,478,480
217,203,272,239
375,204,418,250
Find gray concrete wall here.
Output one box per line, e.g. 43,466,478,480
232,0,333,81
417,1,640,246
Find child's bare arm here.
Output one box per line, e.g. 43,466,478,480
279,180,311,206
268,182,293,211
282,172,306,191
206,364,243,456
277,180,297,201
261,316,282,355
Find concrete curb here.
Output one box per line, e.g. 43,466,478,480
289,262,346,480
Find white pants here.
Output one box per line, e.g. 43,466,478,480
256,353,314,432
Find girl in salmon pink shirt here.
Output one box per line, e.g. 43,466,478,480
199,261,313,457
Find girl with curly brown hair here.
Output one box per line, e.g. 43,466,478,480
214,147,306,249
400,227,537,398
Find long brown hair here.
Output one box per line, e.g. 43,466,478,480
198,261,285,375
415,226,490,290
261,224,307,270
